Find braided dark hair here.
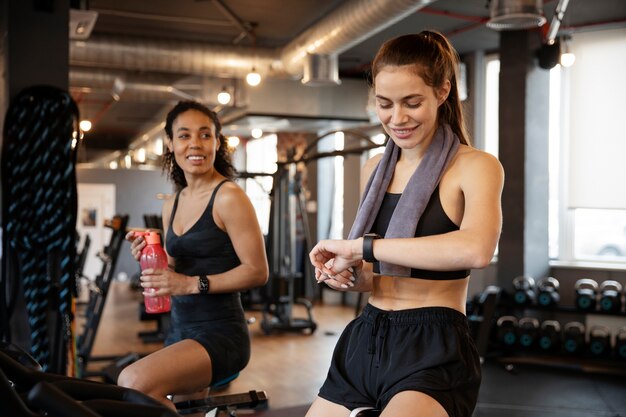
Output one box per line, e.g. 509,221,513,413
371,30,471,146
162,101,236,190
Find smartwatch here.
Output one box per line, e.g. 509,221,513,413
363,233,382,263
198,275,210,294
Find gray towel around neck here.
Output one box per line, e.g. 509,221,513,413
348,124,460,276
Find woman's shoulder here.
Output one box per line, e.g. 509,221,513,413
455,145,502,171
162,192,176,212
161,192,177,224
213,179,250,206
452,145,504,188
362,152,383,176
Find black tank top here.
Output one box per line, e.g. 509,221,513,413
165,180,243,325
370,186,469,280
166,180,241,275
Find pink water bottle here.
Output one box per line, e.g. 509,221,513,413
138,231,171,313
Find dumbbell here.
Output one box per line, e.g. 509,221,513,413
538,320,561,353
598,280,623,313
536,277,560,307
616,327,626,360
512,276,536,306
496,316,518,348
563,322,586,355
518,317,540,349
588,325,612,357
574,278,598,312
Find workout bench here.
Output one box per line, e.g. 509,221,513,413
174,373,268,416
350,408,381,417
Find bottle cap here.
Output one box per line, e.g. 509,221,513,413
145,231,161,245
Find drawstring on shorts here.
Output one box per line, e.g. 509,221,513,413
368,312,389,368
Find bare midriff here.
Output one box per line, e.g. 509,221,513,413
368,275,469,314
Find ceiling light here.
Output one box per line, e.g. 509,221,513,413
79,119,92,132
217,87,231,105
109,161,118,170
560,51,575,67
487,0,547,31
69,9,98,40
246,68,262,86
227,136,240,148
251,128,263,139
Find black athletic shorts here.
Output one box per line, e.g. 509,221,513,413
318,303,481,417
165,293,251,383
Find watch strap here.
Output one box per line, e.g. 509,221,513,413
363,233,381,263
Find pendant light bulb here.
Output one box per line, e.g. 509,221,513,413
217,86,231,105
246,68,262,86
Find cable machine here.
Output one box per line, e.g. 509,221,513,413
257,129,383,335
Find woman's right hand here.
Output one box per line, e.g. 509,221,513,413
125,231,145,261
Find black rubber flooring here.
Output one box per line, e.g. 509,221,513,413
474,359,626,417
250,358,626,416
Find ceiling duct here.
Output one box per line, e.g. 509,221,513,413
301,54,341,86
70,0,436,82
487,0,547,31
69,69,204,102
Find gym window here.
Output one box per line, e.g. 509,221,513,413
485,27,626,266
559,27,626,264
317,131,345,240
245,133,277,235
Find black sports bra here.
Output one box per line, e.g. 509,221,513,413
370,186,469,280
166,180,241,276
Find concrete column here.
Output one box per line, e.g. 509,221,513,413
497,30,551,287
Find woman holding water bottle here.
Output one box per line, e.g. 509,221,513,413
120,100,269,412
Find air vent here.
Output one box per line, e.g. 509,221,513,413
301,54,341,86
487,0,546,31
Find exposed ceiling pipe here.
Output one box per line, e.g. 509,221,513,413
279,0,436,75
70,69,206,102
70,36,282,79
70,0,436,80
545,0,570,44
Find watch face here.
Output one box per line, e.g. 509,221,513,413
199,276,209,293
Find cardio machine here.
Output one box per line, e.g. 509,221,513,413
0,342,267,417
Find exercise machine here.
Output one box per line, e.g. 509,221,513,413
75,215,131,382
3,331,267,417
258,130,382,334
174,373,268,416
260,158,318,335
0,342,178,417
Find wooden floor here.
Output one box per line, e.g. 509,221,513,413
83,280,355,411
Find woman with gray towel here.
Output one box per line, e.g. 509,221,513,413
307,31,504,417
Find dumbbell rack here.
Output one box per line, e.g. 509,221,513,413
492,301,626,376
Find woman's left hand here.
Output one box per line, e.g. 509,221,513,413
140,267,189,296
309,238,362,275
